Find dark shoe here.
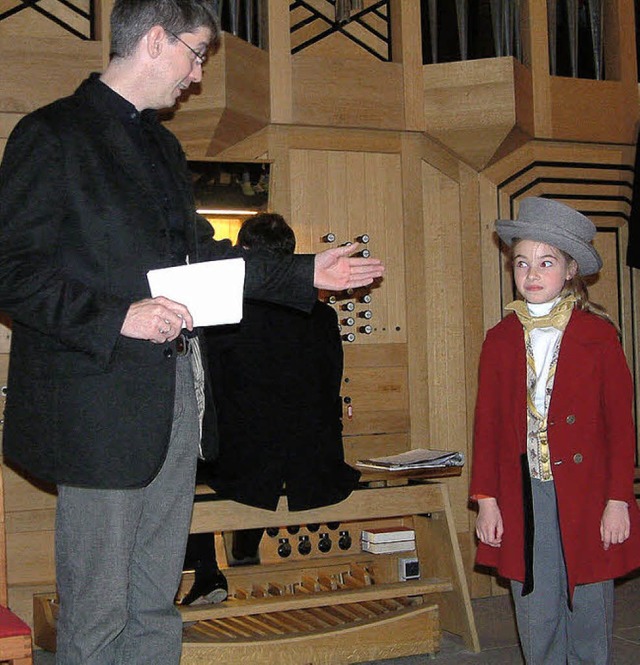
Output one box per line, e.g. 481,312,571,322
229,553,260,566
224,528,262,566
181,568,228,606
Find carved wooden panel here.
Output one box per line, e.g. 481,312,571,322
289,147,407,346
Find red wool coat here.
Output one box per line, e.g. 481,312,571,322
470,309,640,599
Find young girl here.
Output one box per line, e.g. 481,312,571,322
470,197,640,665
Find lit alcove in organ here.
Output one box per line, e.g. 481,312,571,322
190,161,270,243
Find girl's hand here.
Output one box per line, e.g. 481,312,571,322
601,500,630,551
476,497,504,547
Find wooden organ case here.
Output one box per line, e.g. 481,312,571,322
0,3,637,664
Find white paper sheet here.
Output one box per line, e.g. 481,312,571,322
147,258,245,327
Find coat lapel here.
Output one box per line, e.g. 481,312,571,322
508,316,528,453
548,310,591,415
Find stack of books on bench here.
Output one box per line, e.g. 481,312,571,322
356,448,464,471
361,526,416,554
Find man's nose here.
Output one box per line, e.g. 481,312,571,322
190,62,203,83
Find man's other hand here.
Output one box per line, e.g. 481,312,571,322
121,297,193,344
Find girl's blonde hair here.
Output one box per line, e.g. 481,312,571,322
510,240,619,333
560,273,620,334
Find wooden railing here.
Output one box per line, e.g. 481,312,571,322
3,1,636,83
0,0,94,40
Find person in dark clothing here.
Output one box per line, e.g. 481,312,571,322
182,213,361,604
205,213,360,512
627,128,640,268
0,2,384,660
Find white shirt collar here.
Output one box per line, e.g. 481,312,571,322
527,296,560,318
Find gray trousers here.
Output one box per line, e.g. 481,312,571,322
55,355,199,664
511,479,614,665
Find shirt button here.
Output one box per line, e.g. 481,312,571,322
566,415,576,424
163,347,173,359
573,453,583,464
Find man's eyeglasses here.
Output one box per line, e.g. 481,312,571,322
167,30,207,67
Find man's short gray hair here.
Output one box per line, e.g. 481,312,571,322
110,0,220,59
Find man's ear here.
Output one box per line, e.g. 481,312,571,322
145,25,166,59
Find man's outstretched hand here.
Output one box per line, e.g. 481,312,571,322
314,243,384,291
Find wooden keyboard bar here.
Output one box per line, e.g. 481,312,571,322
191,482,445,533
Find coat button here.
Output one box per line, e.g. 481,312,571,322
573,453,583,464
163,347,173,359
566,415,576,424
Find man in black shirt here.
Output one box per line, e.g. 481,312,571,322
0,2,383,663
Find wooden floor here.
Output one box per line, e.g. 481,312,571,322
32,573,640,664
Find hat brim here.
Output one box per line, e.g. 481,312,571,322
496,219,603,276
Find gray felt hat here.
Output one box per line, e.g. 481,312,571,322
496,197,602,276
